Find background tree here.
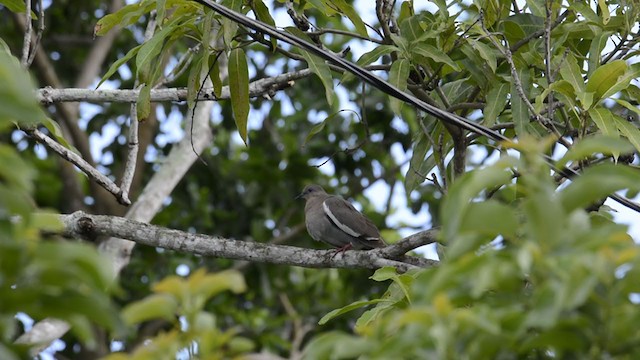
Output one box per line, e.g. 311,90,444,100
2,0,640,358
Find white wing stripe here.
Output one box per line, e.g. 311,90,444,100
323,201,361,237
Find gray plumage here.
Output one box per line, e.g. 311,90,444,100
298,184,386,250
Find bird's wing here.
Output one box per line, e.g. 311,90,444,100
322,196,381,241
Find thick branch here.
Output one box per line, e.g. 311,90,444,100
61,212,438,271
37,69,312,104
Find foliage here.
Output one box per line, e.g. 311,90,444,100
1,0,640,358
0,42,121,359
104,268,250,360
305,138,640,358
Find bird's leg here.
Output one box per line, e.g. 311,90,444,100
331,243,353,259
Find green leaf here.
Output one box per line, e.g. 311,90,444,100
209,53,223,98
560,164,640,212
0,0,27,14
187,48,206,110
42,117,74,149
470,40,496,73
388,59,410,115
229,48,250,145
155,0,167,25
188,269,246,299
94,2,154,36
624,84,640,103
299,49,334,106
614,98,640,119
121,294,178,325
31,212,64,233
484,83,509,126
318,299,388,325
370,267,413,303
613,114,640,153
597,0,610,24
535,80,575,113
588,31,613,75
331,0,368,37
400,15,423,43
441,161,514,239
459,200,518,238
0,43,46,126
0,145,36,194
136,84,151,121
252,0,274,26
501,13,543,43
304,110,355,145
412,43,461,72
286,28,335,106
599,63,640,100
588,106,619,137
404,132,434,193
341,45,396,83
398,1,414,23
557,135,634,168
585,60,627,100
511,68,530,136
221,0,243,45
96,45,141,89
559,53,585,93
252,0,277,49
569,2,599,24
302,332,365,359
135,23,176,82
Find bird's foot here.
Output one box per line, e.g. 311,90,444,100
331,244,353,259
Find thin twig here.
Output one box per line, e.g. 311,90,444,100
544,0,554,127
120,14,157,200
20,0,33,66
120,100,139,200
510,10,568,53
26,128,131,205
308,28,384,44
26,0,45,66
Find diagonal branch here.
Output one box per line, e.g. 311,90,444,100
25,128,131,205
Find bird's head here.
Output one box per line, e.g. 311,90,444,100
296,184,326,200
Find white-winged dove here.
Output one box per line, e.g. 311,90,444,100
298,184,386,251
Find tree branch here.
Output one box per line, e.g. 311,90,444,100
25,128,131,205
37,69,312,104
60,211,437,272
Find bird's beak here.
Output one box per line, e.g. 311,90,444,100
295,192,304,200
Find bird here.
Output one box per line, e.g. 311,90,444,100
297,184,386,252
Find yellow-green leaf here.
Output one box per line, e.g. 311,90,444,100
121,293,178,325
413,43,461,72
588,106,619,137
559,53,585,93
136,83,151,121
96,44,141,89
557,135,634,168
286,27,335,106
229,48,250,145
135,23,176,82
388,59,410,115
484,83,509,126
613,114,640,153
330,0,368,37
586,60,627,100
